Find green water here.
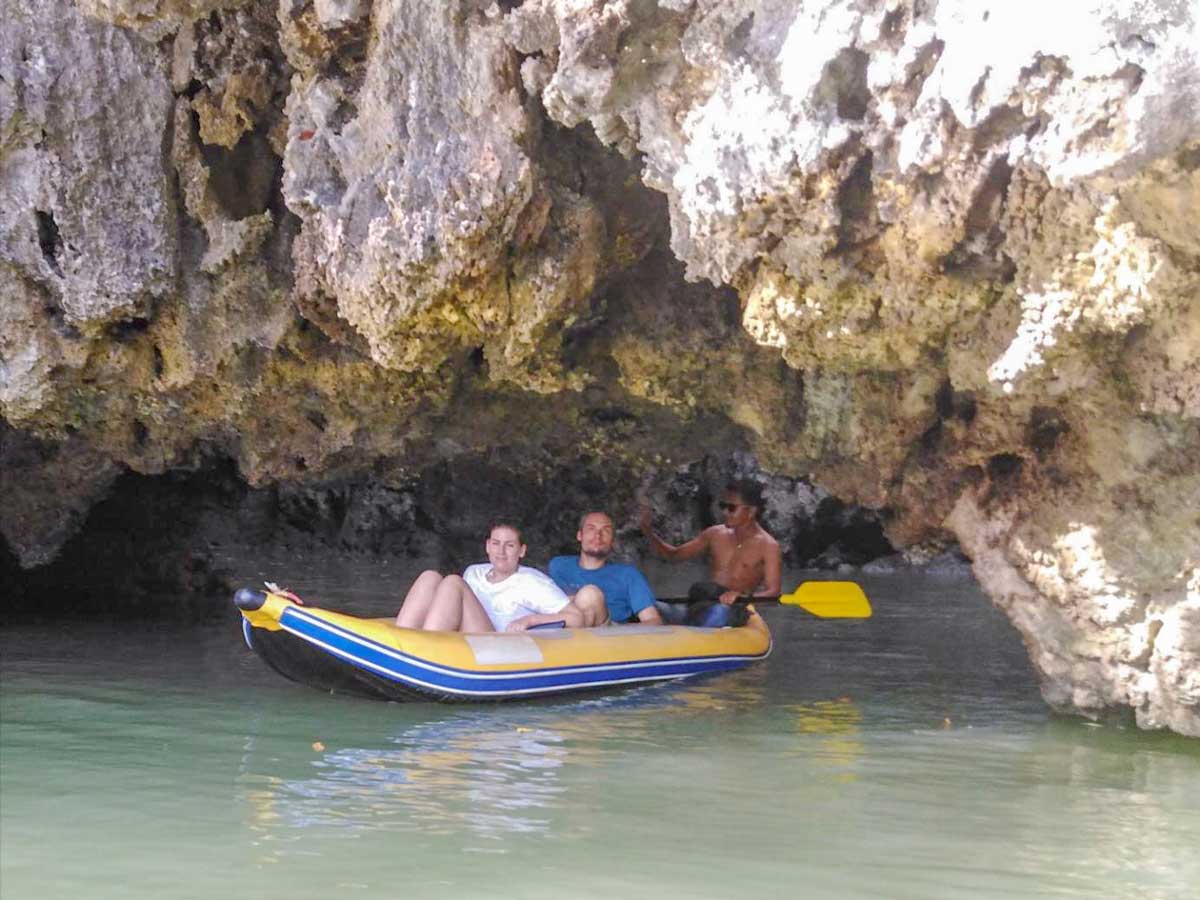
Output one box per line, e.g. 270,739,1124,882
2,567,1198,900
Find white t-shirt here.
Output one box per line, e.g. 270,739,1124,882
462,564,570,631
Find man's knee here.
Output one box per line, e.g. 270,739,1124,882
573,585,609,627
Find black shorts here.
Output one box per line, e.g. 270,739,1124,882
654,582,749,627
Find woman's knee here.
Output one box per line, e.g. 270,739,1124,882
411,569,445,589
436,574,468,592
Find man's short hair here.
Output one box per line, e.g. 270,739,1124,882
725,478,765,512
487,519,525,544
578,510,612,530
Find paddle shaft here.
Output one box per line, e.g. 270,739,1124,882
656,594,779,605
654,580,871,619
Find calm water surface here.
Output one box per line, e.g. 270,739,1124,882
3,559,1198,899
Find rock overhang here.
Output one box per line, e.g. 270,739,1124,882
0,0,1196,735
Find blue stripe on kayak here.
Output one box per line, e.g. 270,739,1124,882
269,607,768,698
283,607,767,680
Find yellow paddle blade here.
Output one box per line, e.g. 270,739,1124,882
779,581,872,618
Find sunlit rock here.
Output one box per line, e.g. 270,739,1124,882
1,0,175,331
0,0,1196,734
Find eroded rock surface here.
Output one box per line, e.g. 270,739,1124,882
0,0,1196,734
506,0,1200,735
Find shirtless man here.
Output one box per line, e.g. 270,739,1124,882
639,479,782,613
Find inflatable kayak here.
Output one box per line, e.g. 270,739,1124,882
234,587,772,702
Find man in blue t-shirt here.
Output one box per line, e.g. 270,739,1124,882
549,512,664,625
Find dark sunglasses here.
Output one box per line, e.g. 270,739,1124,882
718,502,743,512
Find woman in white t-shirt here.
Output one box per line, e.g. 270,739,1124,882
394,522,605,632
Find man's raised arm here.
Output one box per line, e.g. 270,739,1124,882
639,502,708,561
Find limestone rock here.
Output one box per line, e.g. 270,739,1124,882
281,0,608,392
510,0,1199,734
1,0,175,332
0,427,120,567
1,0,1197,735
75,0,239,40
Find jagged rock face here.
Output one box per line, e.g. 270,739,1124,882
0,1,1196,734
506,0,1200,734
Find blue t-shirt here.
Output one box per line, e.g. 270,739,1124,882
548,556,656,623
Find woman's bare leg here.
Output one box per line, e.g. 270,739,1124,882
395,570,446,627
423,575,494,632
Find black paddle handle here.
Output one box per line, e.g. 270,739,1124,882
656,594,782,605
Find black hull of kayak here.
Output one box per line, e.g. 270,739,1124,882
243,622,476,703
242,621,671,704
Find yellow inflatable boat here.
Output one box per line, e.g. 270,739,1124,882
234,587,772,702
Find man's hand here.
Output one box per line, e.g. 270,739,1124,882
505,616,534,632
638,501,657,535
636,483,655,533
719,590,741,606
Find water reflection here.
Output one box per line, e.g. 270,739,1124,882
784,697,864,780
1012,724,1200,896
239,713,572,843
236,671,787,848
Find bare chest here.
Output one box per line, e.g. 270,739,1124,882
711,533,766,572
